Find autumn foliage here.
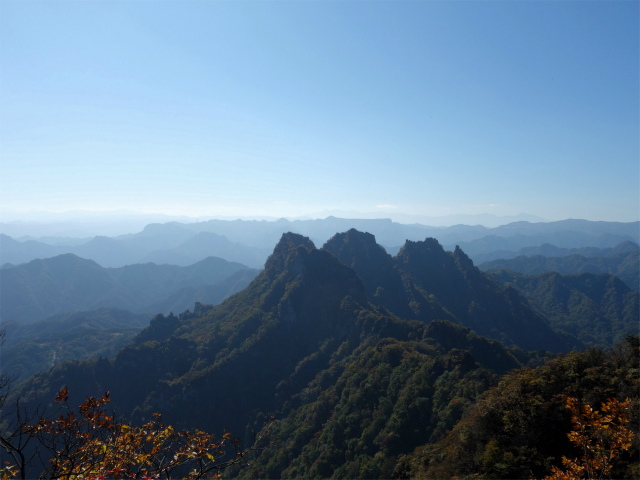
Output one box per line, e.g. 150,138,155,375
543,396,634,480
2,386,271,480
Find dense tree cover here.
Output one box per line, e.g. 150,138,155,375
490,270,639,347
543,396,634,480
234,329,525,479
394,336,639,479
480,241,639,291
0,328,272,480
0,386,271,479
1,309,151,380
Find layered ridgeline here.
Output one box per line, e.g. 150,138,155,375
488,270,639,348
8,232,637,478
0,229,271,269
3,218,638,269
479,241,639,291
0,254,259,324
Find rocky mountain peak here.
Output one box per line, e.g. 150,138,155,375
453,244,475,270
264,232,316,276
323,229,392,267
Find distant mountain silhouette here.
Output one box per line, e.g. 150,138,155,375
140,231,270,268
144,269,260,314
2,218,637,269
0,233,63,266
479,241,639,290
450,222,639,263
0,254,258,324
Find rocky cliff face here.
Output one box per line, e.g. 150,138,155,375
326,230,572,351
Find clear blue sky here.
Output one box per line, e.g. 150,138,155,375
1,0,638,223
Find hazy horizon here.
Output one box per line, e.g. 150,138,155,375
1,1,638,225
0,208,547,238
3,207,639,241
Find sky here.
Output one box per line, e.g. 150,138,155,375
1,0,638,225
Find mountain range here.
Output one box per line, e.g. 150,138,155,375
10,232,543,467
0,254,259,324
489,269,638,347
9,230,639,476
0,211,545,238
3,227,638,479
323,230,572,352
2,218,638,269
479,240,639,290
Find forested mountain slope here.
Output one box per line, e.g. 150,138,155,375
396,337,639,479
480,241,639,290
1,308,152,380
324,229,573,352
488,270,639,347
234,318,529,479
6,231,637,479
0,254,258,323
11,233,543,446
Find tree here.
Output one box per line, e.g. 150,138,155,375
0,328,43,480
2,385,272,479
543,396,634,480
